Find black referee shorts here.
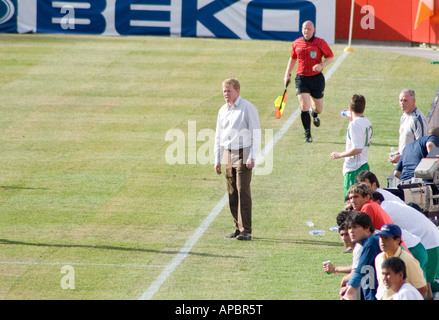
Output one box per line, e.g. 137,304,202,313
295,73,325,99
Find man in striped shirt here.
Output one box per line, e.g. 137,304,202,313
389,89,428,164
284,20,334,143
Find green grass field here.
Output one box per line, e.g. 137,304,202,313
0,33,438,300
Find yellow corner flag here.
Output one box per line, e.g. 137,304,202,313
415,0,434,29
274,89,288,119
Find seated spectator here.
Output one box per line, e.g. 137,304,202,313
341,212,381,300
347,184,410,252
356,170,404,204
380,257,425,300
375,224,427,300
372,191,439,300
347,183,394,230
330,211,363,299
323,223,354,275
394,126,439,183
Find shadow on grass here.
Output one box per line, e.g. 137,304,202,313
253,237,344,248
0,185,49,190
317,140,395,148
0,238,243,259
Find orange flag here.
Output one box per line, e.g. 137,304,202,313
415,0,434,29
274,90,288,119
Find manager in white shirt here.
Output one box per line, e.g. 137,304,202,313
214,78,261,241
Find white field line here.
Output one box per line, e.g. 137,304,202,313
139,51,351,300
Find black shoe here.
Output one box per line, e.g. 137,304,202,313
236,233,251,241
225,230,240,238
311,110,320,127
304,131,313,143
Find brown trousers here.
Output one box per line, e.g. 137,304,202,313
224,148,252,234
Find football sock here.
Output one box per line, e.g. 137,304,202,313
301,110,311,133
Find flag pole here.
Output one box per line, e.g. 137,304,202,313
344,0,355,52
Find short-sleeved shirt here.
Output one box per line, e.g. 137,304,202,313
380,200,439,250
376,188,405,204
360,200,394,231
375,247,427,300
291,36,334,77
395,135,439,182
392,282,424,300
342,116,373,175
347,234,381,300
399,108,428,153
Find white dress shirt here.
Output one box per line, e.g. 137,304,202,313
214,96,261,164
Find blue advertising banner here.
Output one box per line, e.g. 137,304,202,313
0,0,17,33
36,0,107,34
245,1,316,40
16,0,335,43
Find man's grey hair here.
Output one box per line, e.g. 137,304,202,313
400,89,416,98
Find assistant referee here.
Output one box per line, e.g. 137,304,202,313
284,20,334,143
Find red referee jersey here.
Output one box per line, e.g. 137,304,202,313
291,36,334,76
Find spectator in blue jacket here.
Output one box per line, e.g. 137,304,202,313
341,211,381,300
394,126,439,183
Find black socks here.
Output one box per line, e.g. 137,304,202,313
301,110,311,132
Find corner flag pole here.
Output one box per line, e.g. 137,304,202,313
344,0,355,52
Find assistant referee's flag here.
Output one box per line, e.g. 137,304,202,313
415,0,434,29
274,81,290,119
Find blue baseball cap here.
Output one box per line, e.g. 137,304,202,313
378,224,402,238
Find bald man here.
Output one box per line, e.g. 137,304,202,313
284,20,334,143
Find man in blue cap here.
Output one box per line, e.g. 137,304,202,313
375,223,428,300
